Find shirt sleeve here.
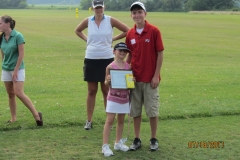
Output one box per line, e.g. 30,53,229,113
154,28,164,52
16,33,25,45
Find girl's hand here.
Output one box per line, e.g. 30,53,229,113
107,75,111,82
105,75,111,85
12,70,18,83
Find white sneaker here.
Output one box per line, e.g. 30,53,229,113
84,121,92,130
102,144,114,157
114,138,129,152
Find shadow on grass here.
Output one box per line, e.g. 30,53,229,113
1,111,239,132
159,111,240,120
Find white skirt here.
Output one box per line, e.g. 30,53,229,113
106,100,130,114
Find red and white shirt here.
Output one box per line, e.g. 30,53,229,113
126,21,164,82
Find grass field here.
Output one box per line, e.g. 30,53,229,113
0,10,240,159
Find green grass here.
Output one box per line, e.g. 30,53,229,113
0,116,239,159
0,10,240,159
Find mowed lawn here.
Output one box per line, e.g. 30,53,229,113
0,10,240,159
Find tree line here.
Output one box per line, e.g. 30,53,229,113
0,0,239,11
80,0,239,12
0,0,79,8
0,0,27,9
27,0,79,5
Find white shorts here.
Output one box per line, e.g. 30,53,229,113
106,100,130,114
1,69,25,82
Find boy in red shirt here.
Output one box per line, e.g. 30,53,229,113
126,2,164,151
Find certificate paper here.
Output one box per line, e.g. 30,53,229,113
110,69,134,89
125,74,135,88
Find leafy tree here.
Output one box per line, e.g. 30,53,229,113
161,0,182,12
118,0,135,11
80,0,92,10
184,0,235,11
145,0,164,12
19,1,28,8
104,0,119,11
0,0,26,9
145,0,182,12
27,0,80,4
212,0,235,9
80,0,135,11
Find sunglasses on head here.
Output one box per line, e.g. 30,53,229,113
118,49,128,53
95,6,103,9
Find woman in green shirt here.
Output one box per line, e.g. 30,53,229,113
0,15,43,126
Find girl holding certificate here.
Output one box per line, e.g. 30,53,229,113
102,42,134,157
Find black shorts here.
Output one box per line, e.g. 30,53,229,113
83,58,114,82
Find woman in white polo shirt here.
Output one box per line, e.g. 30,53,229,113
0,15,43,126
75,0,129,130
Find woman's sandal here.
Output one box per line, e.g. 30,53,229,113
7,120,12,124
6,120,16,124
36,112,43,126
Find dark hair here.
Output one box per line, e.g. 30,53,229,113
0,15,15,45
0,15,16,30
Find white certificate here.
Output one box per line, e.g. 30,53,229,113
110,69,133,89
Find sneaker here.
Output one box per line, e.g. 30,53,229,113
102,144,114,157
114,138,129,151
150,138,159,151
129,138,141,151
84,121,92,130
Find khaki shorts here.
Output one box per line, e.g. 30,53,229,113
130,82,159,117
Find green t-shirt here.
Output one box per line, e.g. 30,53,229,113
0,29,25,71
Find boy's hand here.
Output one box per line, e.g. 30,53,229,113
132,77,136,82
151,76,159,89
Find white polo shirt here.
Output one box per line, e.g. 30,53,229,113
85,15,114,59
